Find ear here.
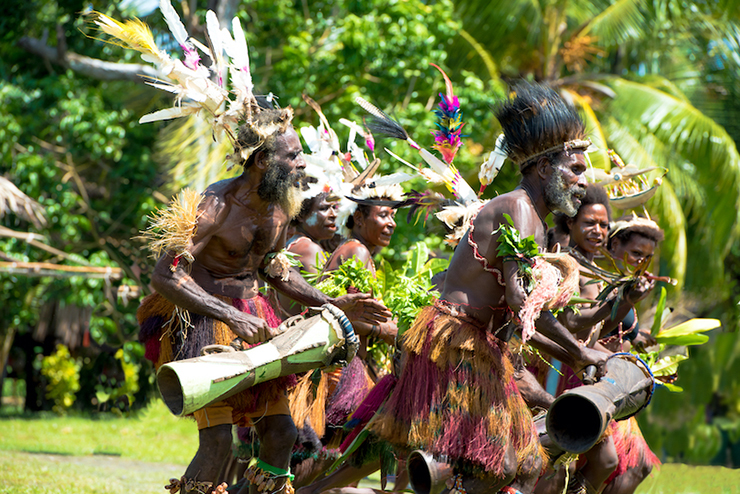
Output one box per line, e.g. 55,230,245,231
253,149,268,171
352,210,364,228
535,157,552,181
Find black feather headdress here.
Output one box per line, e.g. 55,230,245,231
494,82,589,171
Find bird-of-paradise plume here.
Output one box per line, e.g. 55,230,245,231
356,95,477,204
429,63,465,166
87,0,278,152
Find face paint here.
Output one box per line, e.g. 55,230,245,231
545,165,585,217
305,211,319,227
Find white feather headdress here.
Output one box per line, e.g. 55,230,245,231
89,0,291,165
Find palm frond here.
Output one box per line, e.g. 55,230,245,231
605,77,740,287
577,0,646,47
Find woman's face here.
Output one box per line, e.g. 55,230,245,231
610,234,657,267
355,205,397,247
568,203,610,255
301,197,338,241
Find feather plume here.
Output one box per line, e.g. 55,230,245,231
404,189,446,225
478,133,507,195
159,0,200,70
355,97,421,149
429,64,465,165
90,12,165,64
204,10,224,85
495,82,587,170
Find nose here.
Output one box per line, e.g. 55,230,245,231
389,216,397,229
328,206,337,219
576,172,587,187
296,153,307,170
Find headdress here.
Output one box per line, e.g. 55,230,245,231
609,212,663,240
89,0,292,167
494,82,590,171
296,96,410,238
588,149,667,210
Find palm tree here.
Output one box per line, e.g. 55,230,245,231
449,0,740,293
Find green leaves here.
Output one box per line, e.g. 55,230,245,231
650,286,668,336
493,213,539,260
656,318,721,346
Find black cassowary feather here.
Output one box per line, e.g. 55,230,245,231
494,81,586,170
355,97,411,141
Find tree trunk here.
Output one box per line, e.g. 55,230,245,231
0,326,17,409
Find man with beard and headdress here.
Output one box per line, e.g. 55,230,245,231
137,108,390,494
367,82,608,494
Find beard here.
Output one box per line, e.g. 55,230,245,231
258,159,307,219
544,165,585,217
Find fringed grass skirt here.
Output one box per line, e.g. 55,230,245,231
370,303,545,477
606,417,660,484
137,292,295,423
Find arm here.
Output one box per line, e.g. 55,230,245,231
151,196,275,343
534,311,607,372
559,297,633,333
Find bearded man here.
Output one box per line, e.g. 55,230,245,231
368,82,607,494
137,108,389,494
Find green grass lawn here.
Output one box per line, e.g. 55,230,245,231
1,401,739,493
0,400,198,464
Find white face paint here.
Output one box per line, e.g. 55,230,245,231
304,211,319,227
545,165,583,217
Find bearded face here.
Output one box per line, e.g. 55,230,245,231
258,157,307,218
256,128,308,218
544,163,586,217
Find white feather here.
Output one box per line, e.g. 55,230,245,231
370,172,414,186
159,0,189,48
139,105,199,123
205,11,224,80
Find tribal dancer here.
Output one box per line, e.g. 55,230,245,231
276,191,339,316
88,4,391,492
367,82,607,494
532,185,653,494
599,214,663,494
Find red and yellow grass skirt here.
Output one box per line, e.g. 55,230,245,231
137,292,295,424
369,302,545,477
606,417,660,484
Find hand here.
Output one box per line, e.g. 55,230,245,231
378,319,398,346
333,293,392,325
224,310,279,345
625,277,655,305
574,346,609,379
631,329,657,351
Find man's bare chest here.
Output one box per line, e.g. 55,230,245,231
213,209,286,260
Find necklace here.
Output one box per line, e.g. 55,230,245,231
521,186,548,233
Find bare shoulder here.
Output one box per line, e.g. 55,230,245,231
196,179,236,233
289,237,323,259
326,240,371,270
484,189,539,238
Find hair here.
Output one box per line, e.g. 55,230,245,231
494,81,587,173
235,108,294,168
607,215,665,250
346,204,372,232
292,191,330,226
553,184,612,234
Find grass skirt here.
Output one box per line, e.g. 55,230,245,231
370,303,545,477
137,292,295,423
606,417,660,484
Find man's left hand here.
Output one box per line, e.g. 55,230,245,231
333,293,392,325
